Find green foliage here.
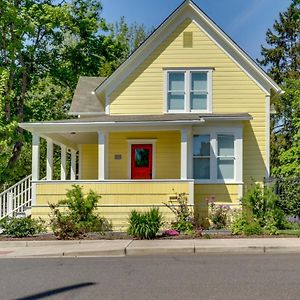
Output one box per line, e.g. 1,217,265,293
0,0,146,190
271,80,300,175
258,0,300,173
274,178,300,216
207,196,231,229
0,217,45,238
231,184,287,235
127,208,164,239
164,192,194,233
258,0,300,84
49,185,111,239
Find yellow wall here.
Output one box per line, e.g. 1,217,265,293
81,131,180,180
81,144,98,179
108,18,266,183
33,181,191,231
194,184,240,225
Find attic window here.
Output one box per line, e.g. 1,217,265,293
183,32,193,48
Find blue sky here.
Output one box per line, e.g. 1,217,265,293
101,0,291,61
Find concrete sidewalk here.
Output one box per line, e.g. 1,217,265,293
1,238,300,258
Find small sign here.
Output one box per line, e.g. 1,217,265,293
114,154,122,160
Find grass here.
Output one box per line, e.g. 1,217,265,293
277,229,300,236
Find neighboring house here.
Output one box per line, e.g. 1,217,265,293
18,0,281,230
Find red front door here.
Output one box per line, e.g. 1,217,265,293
131,144,152,179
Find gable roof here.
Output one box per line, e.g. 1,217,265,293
95,0,281,96
69,76,106,115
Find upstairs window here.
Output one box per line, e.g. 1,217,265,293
168,72,185,110
165,69,212,113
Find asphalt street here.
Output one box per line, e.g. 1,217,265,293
1,254,300,300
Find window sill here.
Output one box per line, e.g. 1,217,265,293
166,110,211,114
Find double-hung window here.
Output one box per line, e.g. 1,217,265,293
193,135,211,179
192,128,242,183
166,69,212,113
217,134,235,180
167,72,185,111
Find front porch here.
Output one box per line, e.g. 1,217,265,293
30,128,195,230
20,114,249,229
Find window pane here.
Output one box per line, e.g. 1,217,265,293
135,149,149,167
169,72,184,91
191,72,207,91
194,158,210,179
218,135,234,156
217,158,234,179
191,92,207,110
193,135,210,156
168,92,185,110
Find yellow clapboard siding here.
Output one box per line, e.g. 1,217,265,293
34,181,191,231
108,19,266,183
81,144,98,179
108,131,180,179
193,184,240,224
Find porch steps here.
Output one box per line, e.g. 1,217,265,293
0,175,32,220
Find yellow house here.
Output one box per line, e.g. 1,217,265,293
14,0,282,230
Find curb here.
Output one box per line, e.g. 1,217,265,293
2,239,300,257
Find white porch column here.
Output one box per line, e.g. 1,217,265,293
46,138,53,180
70,149,77,180
60,145,67,180
180,128,189,180
98,131,107,180
32,133,40,181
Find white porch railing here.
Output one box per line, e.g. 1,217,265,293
0,175,32,220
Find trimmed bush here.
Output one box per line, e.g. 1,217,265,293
127,208,164,239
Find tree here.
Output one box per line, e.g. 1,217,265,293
0,0,131,189
273,79,300,176
258,0,300,84
258,0,300,174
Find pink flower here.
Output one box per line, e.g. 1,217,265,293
163,229,180,236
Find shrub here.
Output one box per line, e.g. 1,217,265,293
127,208,164,239
243,183,287,229
49,185,111,239
0,217,45,238
231,184,287,235
207,196,231,229
164,192,194,233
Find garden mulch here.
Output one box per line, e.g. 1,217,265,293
0,232,299,241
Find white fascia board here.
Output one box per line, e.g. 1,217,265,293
95,1,281,97
68,112,105,116
19,117,252,133
95,1,190,95
19,120,204,133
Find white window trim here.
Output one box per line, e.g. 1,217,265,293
192,126,243,184
127,139,157,179
164,68,213,113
